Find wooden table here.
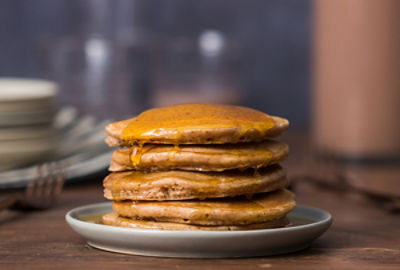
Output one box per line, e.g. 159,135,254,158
1,134,399,269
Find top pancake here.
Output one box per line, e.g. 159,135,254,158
105,104,289,146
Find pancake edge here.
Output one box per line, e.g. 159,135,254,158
102,212,290,231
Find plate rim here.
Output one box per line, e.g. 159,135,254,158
0,151,112,189
66,202,332,236
0,77,58,102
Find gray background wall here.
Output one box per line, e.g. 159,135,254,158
0,0,311,127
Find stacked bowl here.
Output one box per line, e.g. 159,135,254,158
0,78,58,170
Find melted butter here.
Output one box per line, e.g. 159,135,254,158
130,144,156,167
130,144,142,167
80,213,105,224
121,104,275,143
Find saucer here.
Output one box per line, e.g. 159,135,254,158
66,202,332,258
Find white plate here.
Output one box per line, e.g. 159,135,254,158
0,151,112,189
0,136,56,153
0,78,57,102
0,109,55,126
0,78,57,126
0,125,54,141
0,106,112,189
66,203,332,258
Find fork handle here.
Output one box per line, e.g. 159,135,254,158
0,196,18,211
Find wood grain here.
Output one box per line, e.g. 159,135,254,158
0,132,399,269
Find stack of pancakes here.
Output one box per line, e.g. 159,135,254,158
102,104,295,231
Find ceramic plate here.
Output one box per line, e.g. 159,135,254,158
0,78,57,119
0,107,112,189
0,109,56,126
0,78,57,102
66,202,332,258
0,151,112,189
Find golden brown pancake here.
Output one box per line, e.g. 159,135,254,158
104,165,287,201
102,213,290,231
109,140,288,172
112,189,295,226
105,104,289,146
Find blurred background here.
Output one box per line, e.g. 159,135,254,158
0,0,399,209
0,0,310,126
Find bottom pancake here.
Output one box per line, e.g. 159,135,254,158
102,212,290,231
112,189,296,226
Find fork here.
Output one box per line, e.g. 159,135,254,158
0,162,66,210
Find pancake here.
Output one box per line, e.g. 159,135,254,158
104,165,287,201
112,189,295,226
109,140,288,172
105,104,289,146
102,213,290,231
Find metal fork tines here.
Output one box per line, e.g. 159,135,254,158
22,162,66,209
0,162,66,211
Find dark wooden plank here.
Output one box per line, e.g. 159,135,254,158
1,180,399,270
0,132,399,269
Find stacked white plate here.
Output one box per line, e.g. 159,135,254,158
0,78,58,171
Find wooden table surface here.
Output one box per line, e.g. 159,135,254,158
1,134,399,270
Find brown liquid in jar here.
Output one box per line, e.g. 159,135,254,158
313,0,400,158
